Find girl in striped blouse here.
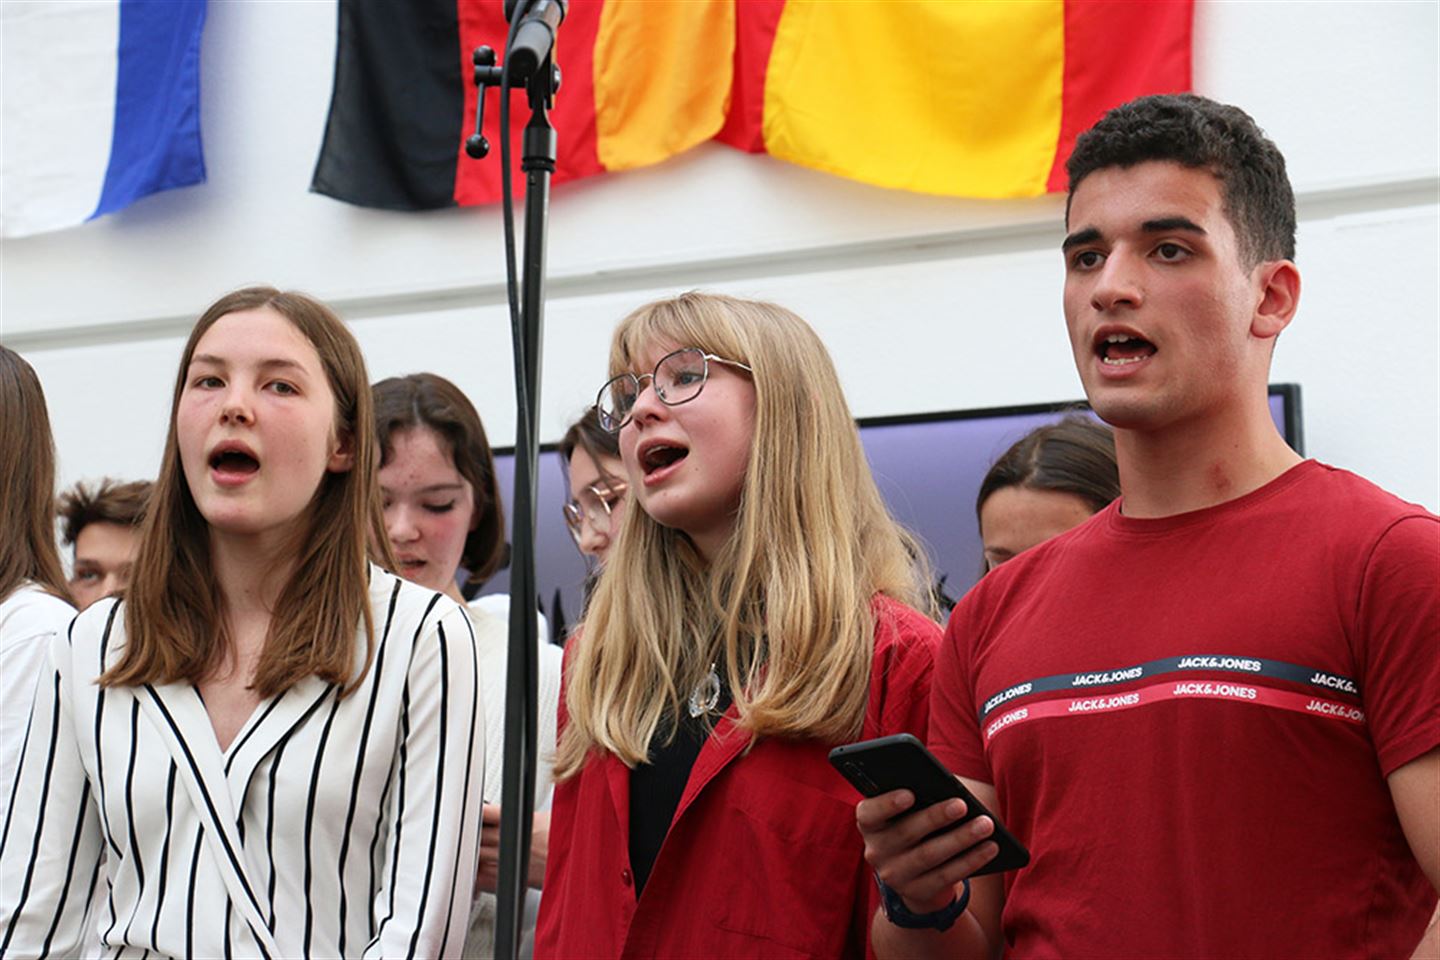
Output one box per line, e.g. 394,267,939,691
0,288,483,958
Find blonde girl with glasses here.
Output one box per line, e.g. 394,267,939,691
535,292,941,958
1,289,483,957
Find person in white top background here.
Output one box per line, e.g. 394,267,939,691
0,287,483,958
374,372,562,958
0,345,77,797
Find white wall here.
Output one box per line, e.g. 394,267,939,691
4,0,1437,511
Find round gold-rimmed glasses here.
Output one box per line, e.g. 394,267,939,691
594,346,752,433
563,479,628,548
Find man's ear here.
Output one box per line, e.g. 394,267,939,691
1252,260,1301,341
328,429,356,473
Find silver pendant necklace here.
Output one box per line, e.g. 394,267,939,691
687,661,721,718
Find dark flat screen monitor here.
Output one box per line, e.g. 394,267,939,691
484,384,1303,640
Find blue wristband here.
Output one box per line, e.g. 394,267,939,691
875,875,971,932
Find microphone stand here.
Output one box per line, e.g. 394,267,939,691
497,57,557,960
466,21,560,959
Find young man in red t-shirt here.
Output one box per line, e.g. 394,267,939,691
857,94,1439,958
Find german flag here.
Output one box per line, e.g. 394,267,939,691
311,0,1191,210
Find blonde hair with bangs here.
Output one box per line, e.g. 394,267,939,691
554,292,933,779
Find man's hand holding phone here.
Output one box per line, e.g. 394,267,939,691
833,735,1017,958
857,788,1000,914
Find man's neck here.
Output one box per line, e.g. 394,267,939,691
1114,404,1303,519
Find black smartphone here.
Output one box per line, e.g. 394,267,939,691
829,733,1030,876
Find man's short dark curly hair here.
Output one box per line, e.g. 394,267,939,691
1066,94,1296,267
58,478,152,546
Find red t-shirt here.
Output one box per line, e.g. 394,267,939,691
536,596,939,959
932,461,1439,958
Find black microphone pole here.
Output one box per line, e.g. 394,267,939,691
463,2,564,956
494,53,556,960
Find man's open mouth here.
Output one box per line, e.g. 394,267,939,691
1096,332,1156,367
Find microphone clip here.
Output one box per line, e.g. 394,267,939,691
465,46,504,160
465,43,562,162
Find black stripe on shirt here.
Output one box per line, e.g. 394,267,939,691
438,611,481,956
94,602,124,858
366,726,398,934
0,671,65,955
406,621,450,959
100,871,118,949
265,731,292,929
368,590,443,951
0,682,38,854
121,699,146,945
37,779,93,956
185,824,202,957
303,690,343,957
152,761,177,948
80,844,103,951
224,692,285,776
372,682,412,949
337,577,400,956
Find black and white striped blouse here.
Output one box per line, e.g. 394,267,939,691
0,566,484,959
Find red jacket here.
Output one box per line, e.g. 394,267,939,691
535,597,939,958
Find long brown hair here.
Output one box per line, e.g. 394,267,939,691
0,346,71,604
555,293,933,778
373,373,508,587
102,288,396,698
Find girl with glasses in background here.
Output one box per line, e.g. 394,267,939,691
1,289,482,957
535,292,941,958
558,407,628,567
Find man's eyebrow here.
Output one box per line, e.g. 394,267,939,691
1062,217,1207,252
1141,216,1206,236
1061,227,1101,252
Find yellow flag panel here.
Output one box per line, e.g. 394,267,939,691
594,0,736,171
762,0,1064,198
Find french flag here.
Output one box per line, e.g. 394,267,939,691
2,0,206,239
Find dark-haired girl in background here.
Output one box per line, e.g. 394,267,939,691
976,415,1119,572
373,372,562,957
